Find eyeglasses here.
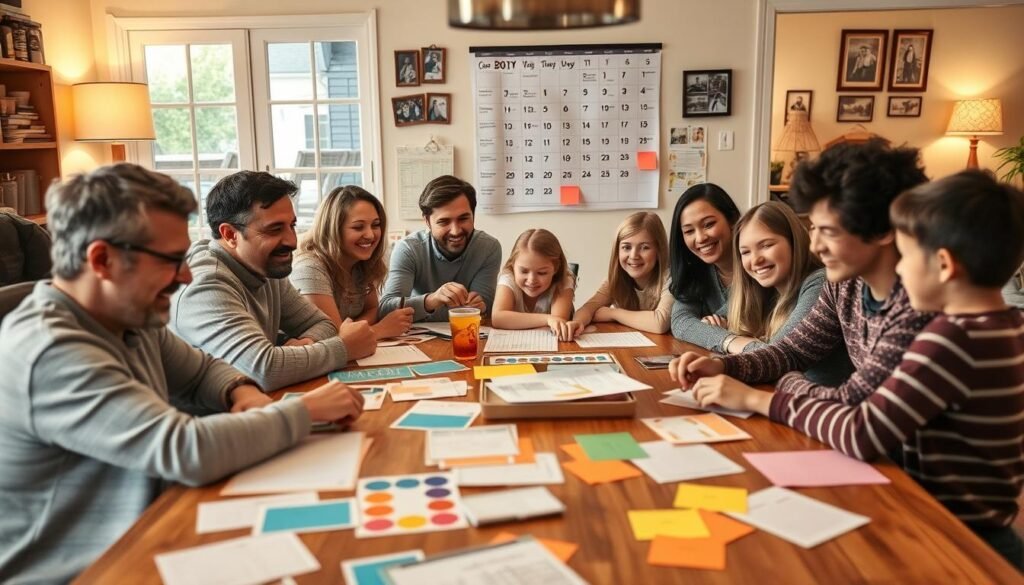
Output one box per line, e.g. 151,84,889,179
106,241,187,274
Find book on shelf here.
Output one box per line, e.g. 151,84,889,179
0,169,38,215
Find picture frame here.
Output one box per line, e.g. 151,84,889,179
784,90,813,125
887,96,922,118
394,50,421,87
836,29,888,91
421,47,446,84
426,92,451,124
836,95,875,122
683,69,731,117
888,30,933,92
391,94,427,126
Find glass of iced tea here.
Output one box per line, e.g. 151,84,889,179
449,307,481,360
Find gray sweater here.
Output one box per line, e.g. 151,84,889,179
379,229,502,322
171,240,347,391
669,266,730,350
0,282,310,584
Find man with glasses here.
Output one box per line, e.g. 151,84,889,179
0,164,367,582
170,171,376,391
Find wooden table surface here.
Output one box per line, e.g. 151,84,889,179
75,325,1022,584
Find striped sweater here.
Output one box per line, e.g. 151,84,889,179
723,277,933,404
770,310,1024,528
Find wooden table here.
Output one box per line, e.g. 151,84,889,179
76,325,1022,584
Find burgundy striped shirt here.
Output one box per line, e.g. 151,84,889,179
770,310,1024,528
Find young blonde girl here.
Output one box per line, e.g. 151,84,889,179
491,228,579,340
573,212,674,333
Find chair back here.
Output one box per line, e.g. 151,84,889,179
0,281,35,325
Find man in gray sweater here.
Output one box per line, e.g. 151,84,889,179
171,171,376,390
0,164,365,583
379,175,502,322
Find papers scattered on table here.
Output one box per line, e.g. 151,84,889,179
453,452,565,487
628,509,709,540
743,450,892,487
630,441,745,484
341,550,425,585
254,498,356,535
196,492,318,534
487,367,651,404
641,413,751,445
329,366,414,384
386,378,468,402
484,328,558,353
673,484,748,514
391,400,481,431
574,331,656,348
647,535,727,571
474,363,537,379
462,486,565,527
410,360,470,376
426,424,520,464
355,472,468,538
560,442,642,485
490,532,578,563
725,486,870,548
154,533,319,585
437,437,535,469
574,432,648,461
661,389,755,419
352,385,387,411
356,344,432,367
221,433,368,496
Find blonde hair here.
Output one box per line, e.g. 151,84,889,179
726,202,821,340
607,212,669,310
502,228,570,295
297,185,388,310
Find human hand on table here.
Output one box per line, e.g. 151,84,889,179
300,380,365,426
375,307,414,339
463,291,487,313
547,316,583,341
692,375,772,415
339,318,376,360
669,351,725,389
229,384,273,413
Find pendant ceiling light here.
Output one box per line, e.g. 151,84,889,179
450,0,640,30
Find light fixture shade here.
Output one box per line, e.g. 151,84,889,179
775,110,820,153
71,82,156,142
946,98,1003,136
449,0,639,30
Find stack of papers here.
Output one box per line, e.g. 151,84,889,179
630,441,745,484
574,331,656,348
426,425,520,465
383,538,587,585
487,367,651,404
356,345,432,366
386,378,468,402
484,328,558,353
490,532,578,563
725,486,870,548
641,413,751,445
453,453,565,487
742,450,891,487
221,432,369,495
642,509,755,571
661,389,755,419
462,486,565,526
437,437,536,469
155,533,319,585
391,400,481,431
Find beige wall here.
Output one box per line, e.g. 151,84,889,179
772,6,1024,182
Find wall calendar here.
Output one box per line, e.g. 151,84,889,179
470,44,662,213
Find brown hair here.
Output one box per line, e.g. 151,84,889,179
607,212,669,310
726,201,822,340
298,185,388,309
418,175,476,217
502,228,570,295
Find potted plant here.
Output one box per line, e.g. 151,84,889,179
994,136,1024,186
769,161,784,185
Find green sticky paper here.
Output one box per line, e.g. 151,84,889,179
574,432,648,461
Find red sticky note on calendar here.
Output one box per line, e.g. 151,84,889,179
560,185,581,205
637,151,658,170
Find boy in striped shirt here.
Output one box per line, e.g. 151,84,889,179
682,170,1024,568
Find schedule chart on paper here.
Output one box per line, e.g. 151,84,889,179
470,44,662,213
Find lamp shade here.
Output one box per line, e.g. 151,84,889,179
775,110,820,153
449,0,639,29
71,82,156,142
946,98,1003,136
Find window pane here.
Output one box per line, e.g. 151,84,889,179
152,108,194,170
318,104,362,160
271,104,315,168
315,41,358,99
198,173,229,240
268,43,312,100
145,45,189,104
191,44,236,103
282,172,319,232
322,172,363,197
195,107,239,168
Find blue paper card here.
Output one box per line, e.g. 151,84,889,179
410,360,469,376
342,550,425,585
329,366,415,384
394,413,473,430
257,499,355,534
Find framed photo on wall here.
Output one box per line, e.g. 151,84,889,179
836,29,888,91
392,94,427,126
887,96,922,117
888,30,933,92
426,92,451,124
422,46,446,83
683,69,731,117
784,90,813,125
395,50,420,86
837,95,875,122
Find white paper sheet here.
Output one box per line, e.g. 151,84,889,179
725,486,870,548
629,441,745,484
661,389,756,419
462,486,565,526
484,328,558,353
453,453,565,487
487,367,651,403
154,533,319,585
196,492,319,534
221,433,366,495
426,425,519,462
356,345,432,366
387,379,468,402
574,331,657,348
352,385,387,411
384,538,587,585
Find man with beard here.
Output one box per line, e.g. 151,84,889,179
171,171,375,390
0,164,367,582
379,175,501,322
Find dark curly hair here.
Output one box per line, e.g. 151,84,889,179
789,139,927,241
206,171,297,239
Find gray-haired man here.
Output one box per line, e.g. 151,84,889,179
0,164,364,583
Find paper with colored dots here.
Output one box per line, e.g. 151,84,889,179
486,353,615,366
355,472,469,539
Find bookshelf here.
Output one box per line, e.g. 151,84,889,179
0,57,61,224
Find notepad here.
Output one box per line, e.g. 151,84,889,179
629,441,745,484
356,345,432,367
453,453,565,487
742,450,892,487
661,389,756,419
196,492,319,534
636,151,658,170
484,328,558,353
390,400,481,431
574,432,648,461
574,331,656,348
560,185,581,205
254,498,356,535
647,535,726,570
725,486,870,549
462,486,565,526
154,533,319,585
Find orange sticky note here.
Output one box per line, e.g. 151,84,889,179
562,460,642,485
647,535,727,570
490,532,579,563
560,185,581,205
442,438,536,468
699,510,755,544
637,151,658,170
559,443,591,461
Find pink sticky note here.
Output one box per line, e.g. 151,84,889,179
743,450,891,487
560,185,581,205
637,151,658,170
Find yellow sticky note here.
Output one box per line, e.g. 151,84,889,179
490,532,579,563
647,535,726,570
474,364,537,380
673,484,748,514
627,509,709,541
636,151,658,170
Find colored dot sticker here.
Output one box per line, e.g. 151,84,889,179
598,355,609,361
431,513,460,525
365,492,393,503
364,505,394,516
495,358,506,364
574,356,584,361
396,478,420,489
364,519,393,531
424,476,448,486
365,480,391,490
553,357,563,362
428,500,454,511
398,515,427,528
425,488,450,498
530,357,540,362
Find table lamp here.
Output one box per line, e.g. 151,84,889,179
946,98,1003,169
774,109,820,183
71,82,156,162
449,0,639,29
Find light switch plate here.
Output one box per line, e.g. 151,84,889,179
719,130,734,151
